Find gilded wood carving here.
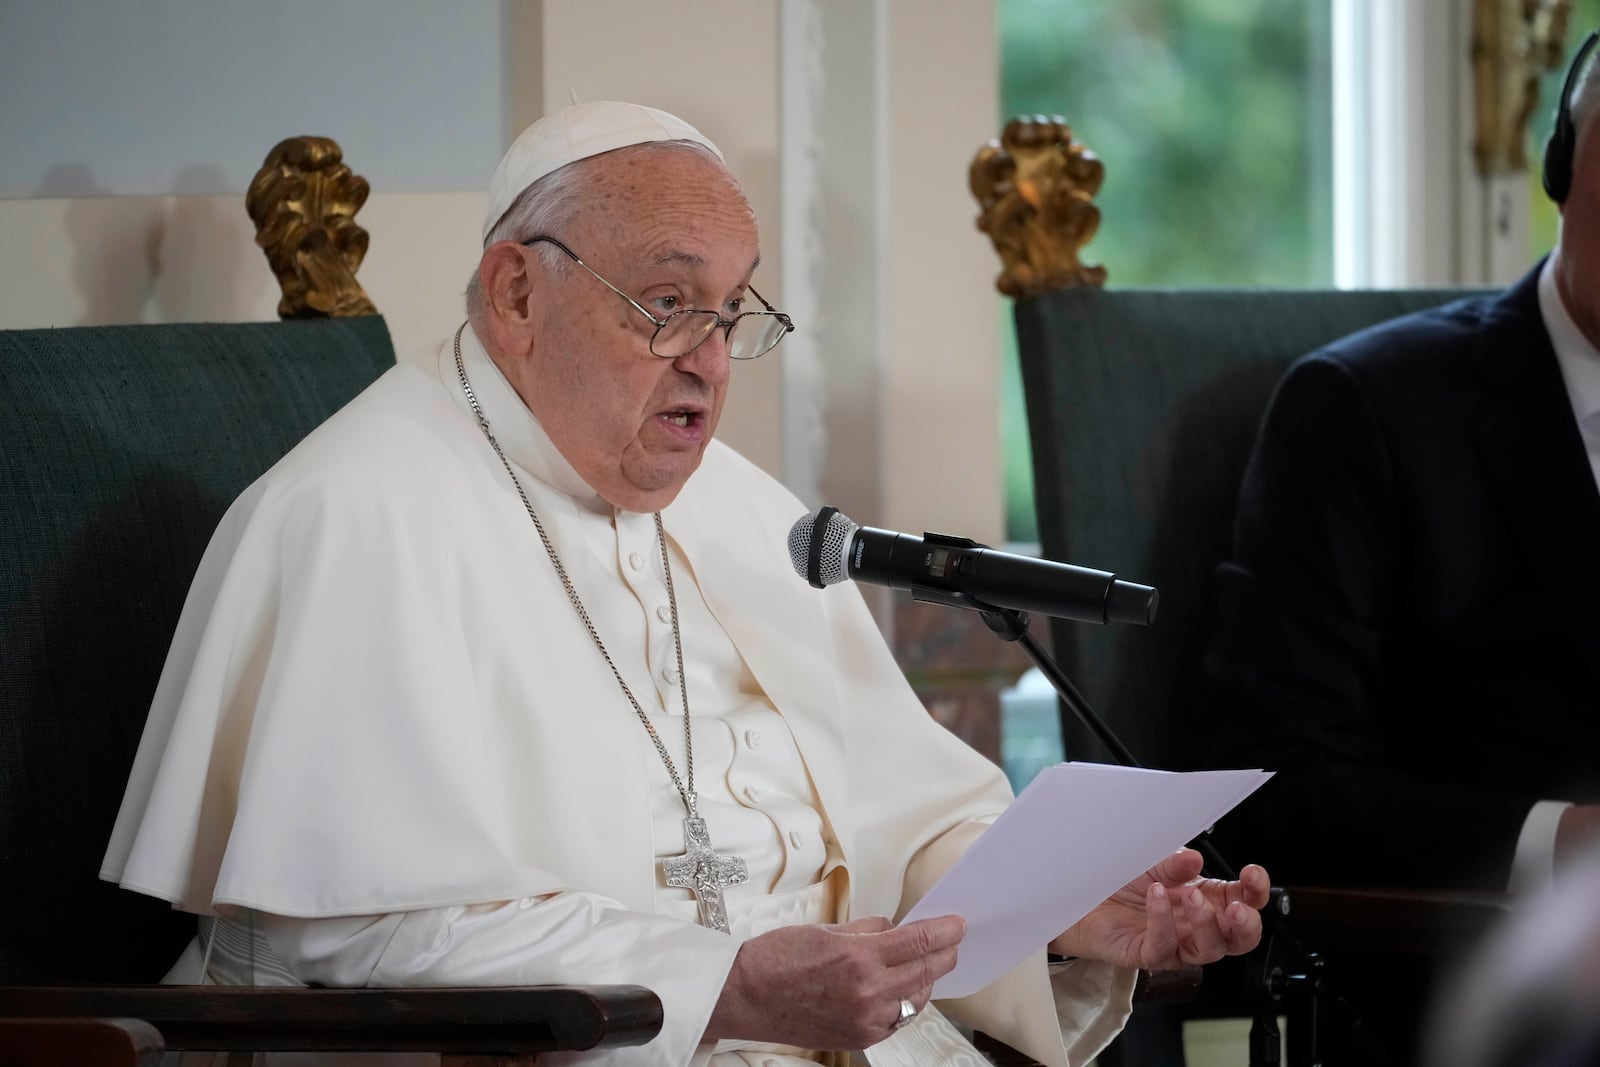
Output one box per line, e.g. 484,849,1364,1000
1472,0,1574,176
970,115,1107,299
246,136,378,319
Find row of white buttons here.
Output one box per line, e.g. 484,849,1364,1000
731,788,806,850
623,545,676,690
630,550,679,691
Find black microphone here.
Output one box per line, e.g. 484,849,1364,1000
786,506,1157,626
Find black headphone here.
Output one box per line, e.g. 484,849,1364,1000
1543,29,1600,203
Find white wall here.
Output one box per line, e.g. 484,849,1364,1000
0,190,486,367
531,0,787,484
0,0,1004,542
777,1,1004,547
0,0,503,366
882,1,1003,541
0,0,504,198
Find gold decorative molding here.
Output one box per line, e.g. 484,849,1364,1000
970,116,1107,300
246,136,377,319
1471,0,1574,177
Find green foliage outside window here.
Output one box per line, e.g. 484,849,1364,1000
997,0,1334,542
996,1,1600,542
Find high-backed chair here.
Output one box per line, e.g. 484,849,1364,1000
971,116,1511,1063
0,138,661,1062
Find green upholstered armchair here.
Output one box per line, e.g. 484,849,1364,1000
972,116,1511,1063
1010,287,1481,775
0,139,661,1064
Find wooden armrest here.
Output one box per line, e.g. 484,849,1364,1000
1283,884,1511,956
0,1018,164,1067
972,1029,1042,1066
1134,964,1203,1003
0,985,662,1055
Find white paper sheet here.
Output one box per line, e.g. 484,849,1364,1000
901,762,1272,998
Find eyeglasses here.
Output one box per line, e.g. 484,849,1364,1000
523,236,794,360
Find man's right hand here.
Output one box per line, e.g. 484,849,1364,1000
703,914,966,1051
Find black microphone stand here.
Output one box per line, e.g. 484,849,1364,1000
911,584,1379,1067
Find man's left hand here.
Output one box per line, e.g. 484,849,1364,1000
1047,849,1270,970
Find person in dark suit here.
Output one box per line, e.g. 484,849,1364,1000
1203,30,1600,1064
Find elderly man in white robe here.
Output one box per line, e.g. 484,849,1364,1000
102,101,1271,1067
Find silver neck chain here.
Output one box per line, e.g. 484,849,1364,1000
452,322,698,817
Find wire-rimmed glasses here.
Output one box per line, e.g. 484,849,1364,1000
523,236,794,360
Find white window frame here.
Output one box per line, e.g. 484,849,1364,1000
1333,0,1533,288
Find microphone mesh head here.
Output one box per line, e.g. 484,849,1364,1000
786,508,859,586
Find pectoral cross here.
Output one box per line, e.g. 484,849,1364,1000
663,816,749,933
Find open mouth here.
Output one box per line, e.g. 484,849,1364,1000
660,409,702,429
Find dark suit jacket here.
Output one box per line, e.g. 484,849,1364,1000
1206,261,1600,891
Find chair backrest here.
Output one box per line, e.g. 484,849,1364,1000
0,318,395,982
1014,286,1480,769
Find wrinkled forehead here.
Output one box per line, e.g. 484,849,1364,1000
572,148,761,271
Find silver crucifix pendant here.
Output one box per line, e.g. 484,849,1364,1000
663,816,750,933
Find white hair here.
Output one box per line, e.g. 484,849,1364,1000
463,140,723,330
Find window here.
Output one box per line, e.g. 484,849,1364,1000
993,0,1598,793
998,0,1335,543
999,0,1599,543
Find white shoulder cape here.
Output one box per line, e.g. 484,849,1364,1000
102,361,1130,1066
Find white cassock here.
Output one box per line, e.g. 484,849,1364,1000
101,326,1135,1067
